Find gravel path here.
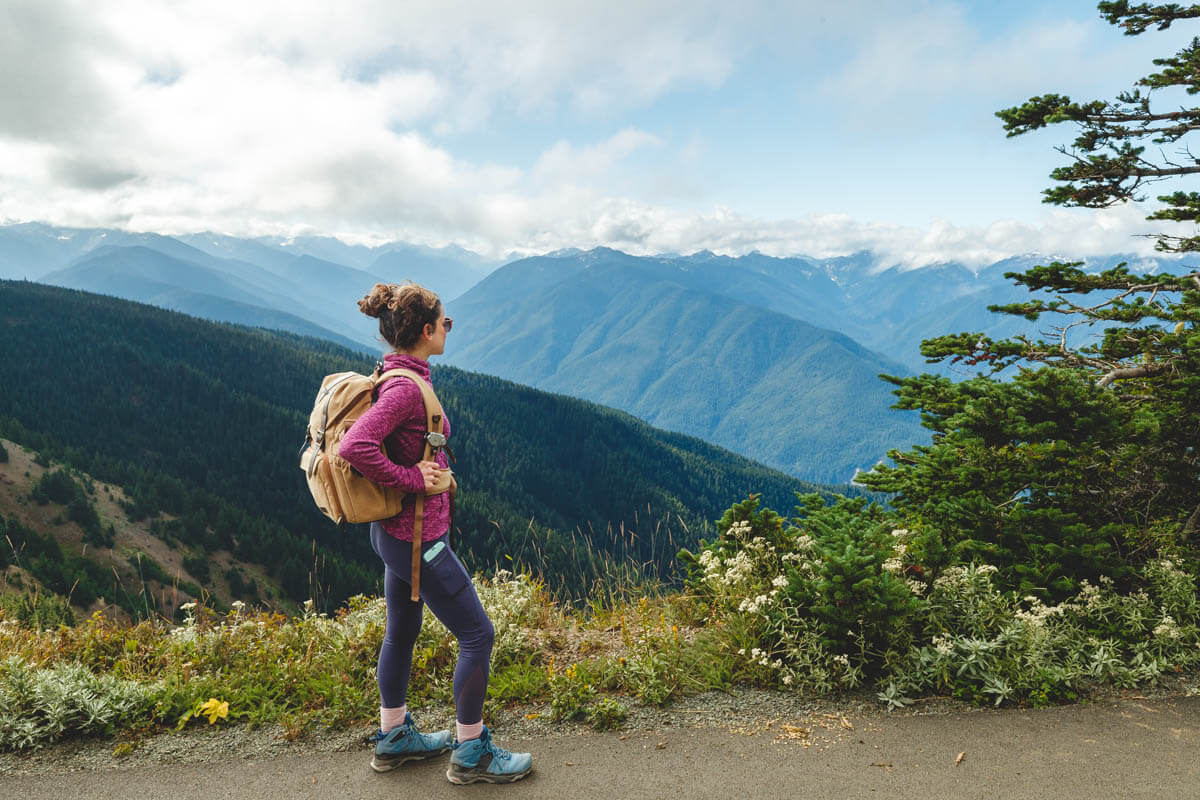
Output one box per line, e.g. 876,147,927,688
2,688,1199,799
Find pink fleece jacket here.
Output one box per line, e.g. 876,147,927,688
337,353,451,542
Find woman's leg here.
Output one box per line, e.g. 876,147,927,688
371,525,424,712
416,542,495,729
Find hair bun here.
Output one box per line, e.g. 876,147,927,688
357,283,393,318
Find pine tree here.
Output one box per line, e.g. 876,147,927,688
861,2,1200,597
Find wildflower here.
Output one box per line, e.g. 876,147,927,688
198,698,229,725
771,575,788,589
1154,616,1182,639
782,674,793,686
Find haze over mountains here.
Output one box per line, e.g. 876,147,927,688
0,223,500,352
2,221,1184,483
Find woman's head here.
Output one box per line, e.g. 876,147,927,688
357,282,446,353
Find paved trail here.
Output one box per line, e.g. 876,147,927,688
2,695,1197,799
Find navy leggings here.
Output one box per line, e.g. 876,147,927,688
370,524,494,725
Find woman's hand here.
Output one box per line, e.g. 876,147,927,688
415,460,444,491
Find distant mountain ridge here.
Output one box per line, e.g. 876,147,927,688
444,249,925,483
3,223,501,351
5,221,1188,483
441,246,1189,482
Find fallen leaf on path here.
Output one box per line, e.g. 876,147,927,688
840,717,854,730
656,741,667,749
955,752,965,766
777,725,810,740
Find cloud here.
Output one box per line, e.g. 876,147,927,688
0,1,1190,267
0,1,117,140
532,129,663,184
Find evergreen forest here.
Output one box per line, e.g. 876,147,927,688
0,279,841,612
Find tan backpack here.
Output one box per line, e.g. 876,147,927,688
300,365,455,599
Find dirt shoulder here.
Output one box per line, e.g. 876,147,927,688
2,689,1198,799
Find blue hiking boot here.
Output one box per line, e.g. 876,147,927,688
369,713,452,772
446,726,533,784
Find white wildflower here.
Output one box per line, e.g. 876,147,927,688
1154,615,1182,639
771,575,788,589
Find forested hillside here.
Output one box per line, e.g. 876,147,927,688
444,248,926,482
0,280,843,613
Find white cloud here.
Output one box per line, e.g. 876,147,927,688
532,129,662,184
0,0,1192,267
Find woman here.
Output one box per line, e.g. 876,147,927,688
339,282,533,785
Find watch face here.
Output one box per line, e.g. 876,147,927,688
426,432,447,447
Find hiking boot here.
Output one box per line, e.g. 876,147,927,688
446,726,533,784
369,713,452,772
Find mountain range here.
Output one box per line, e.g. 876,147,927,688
3,221,1186,483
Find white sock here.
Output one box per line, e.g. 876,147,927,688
456,720,483,741
380,705,408,732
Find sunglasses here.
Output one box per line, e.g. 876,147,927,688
442,317,453,332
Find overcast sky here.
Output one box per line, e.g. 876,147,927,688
1,0,1194,266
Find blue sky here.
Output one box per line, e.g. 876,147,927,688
0,0,1195,266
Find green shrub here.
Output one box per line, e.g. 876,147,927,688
549,663,597,721
31,469,78,506
0,593,76,629
680,495,920,687
585,697,628,730
879,558,1200,707
0,657,154,749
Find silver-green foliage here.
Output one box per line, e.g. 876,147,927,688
0,656,154,749
883,559,1200,706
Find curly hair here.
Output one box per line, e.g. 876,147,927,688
357,282,442,351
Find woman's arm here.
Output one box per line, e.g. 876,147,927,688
337,382,426,493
